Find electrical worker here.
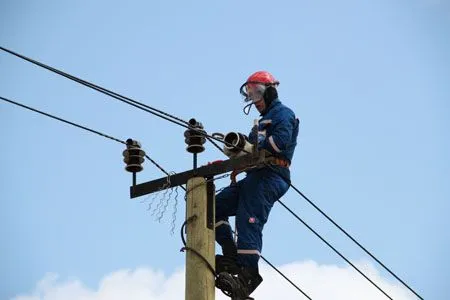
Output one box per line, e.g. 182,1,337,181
215,71,299,298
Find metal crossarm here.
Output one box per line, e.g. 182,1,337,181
130,151,271,198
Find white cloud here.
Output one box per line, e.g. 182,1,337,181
12,260,415,300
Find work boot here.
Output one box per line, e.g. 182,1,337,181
216,241,239,274
216,267,263,299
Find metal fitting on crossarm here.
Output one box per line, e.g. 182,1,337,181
223,132,254,158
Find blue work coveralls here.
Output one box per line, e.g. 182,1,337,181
215,99,299,269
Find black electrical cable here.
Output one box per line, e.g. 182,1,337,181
264,163,423,300
0,47,190,127
206,136,226,154
180,216,195,248
0,96,125,145
278,199,392,300
180,216,216,276
0,95,188,191
0,46,237,155
263,164,393,299
259,255,312,300
292,184,423,298
230,229,312,299
0,47,190,128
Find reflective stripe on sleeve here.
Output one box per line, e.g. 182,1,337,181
268,136,282,153
260,119,272,125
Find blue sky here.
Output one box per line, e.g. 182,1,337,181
1,0,449,299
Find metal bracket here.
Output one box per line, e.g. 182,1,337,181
130,150,272,198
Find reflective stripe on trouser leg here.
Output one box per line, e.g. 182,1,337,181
237,249,260,269
237,249,261,255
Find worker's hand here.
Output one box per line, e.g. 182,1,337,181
230,169,240,184
257,131,266,145
230,167,248,184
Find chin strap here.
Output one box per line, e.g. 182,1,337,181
243,102,253,115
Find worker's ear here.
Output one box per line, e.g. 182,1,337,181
263,86,278,103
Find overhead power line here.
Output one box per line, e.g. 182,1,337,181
0,47,190,127
0,95,173,182
0,46,230,154
229,229,312,299
279,199,392,299
0,96,125,145
290,184,423,298
259,256,311,299
264,164,423,300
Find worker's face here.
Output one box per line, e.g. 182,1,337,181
246,84,266,113
254,98,266,113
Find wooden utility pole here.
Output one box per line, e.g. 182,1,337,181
185,177,215,300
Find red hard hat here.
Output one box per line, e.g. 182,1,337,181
245,71,279,86
240,71,279,99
